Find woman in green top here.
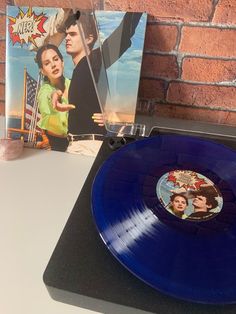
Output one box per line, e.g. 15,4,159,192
35,44,74,151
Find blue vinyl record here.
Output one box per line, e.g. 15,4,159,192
91,135,236,304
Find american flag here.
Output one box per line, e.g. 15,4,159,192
24,72,41,133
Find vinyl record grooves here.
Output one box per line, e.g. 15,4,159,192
91,135,236,304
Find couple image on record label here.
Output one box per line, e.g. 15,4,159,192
156,170,223,221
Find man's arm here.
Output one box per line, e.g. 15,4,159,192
101,12,143,68
31,9,72,50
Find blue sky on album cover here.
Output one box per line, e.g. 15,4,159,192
6,6,147,117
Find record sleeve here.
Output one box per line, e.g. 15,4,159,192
5,5,146,155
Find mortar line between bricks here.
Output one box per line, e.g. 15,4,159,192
144,51,236,61
181,22,236,29
175,25,183,79
174,24,182,51
147,20,184,26
209,0,220,22
180,55,236,62
141,76,236,87
148,20,236,29
163,81,169,100
157,102,236,113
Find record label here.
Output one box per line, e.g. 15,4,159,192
156,170,223,221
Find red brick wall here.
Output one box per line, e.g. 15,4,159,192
106,0,236,126
1,0,236,126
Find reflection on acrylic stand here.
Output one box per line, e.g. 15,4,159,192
68,0,148,138
0,117,24,160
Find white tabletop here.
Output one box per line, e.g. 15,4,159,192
0,147,100,314
0,141,152,314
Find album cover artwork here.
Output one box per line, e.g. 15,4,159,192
5,5,147,156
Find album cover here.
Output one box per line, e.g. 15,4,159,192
5,5,147,156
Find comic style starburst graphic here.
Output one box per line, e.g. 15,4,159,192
8,7,48,47
167,170,207,191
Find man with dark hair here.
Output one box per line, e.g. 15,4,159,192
53,11,142,155
64,12,102,138
188,189,219,220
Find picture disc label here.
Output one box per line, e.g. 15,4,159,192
156,170,223,221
